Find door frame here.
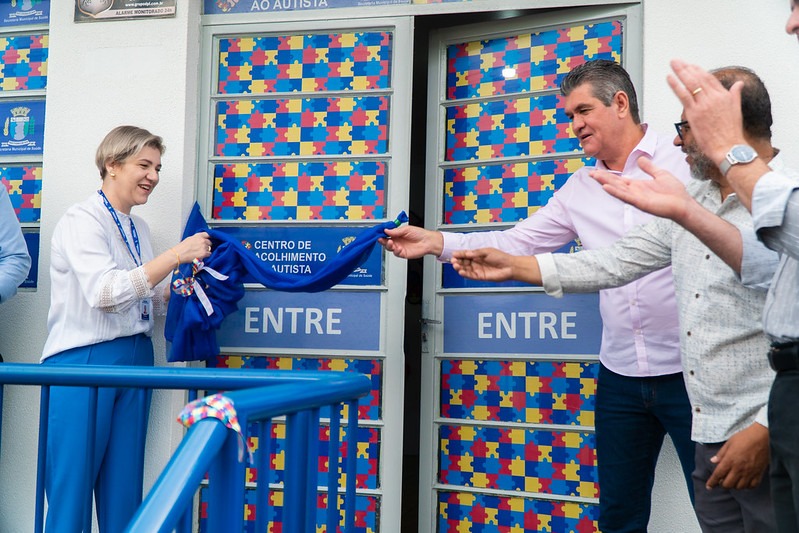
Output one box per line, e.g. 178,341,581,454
196,16,415,531
418,5,642,532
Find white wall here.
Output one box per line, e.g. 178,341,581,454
642,1,799,532
642,0,799,170
0,1,795,531
0,1,203,530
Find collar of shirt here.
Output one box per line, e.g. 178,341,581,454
594,124,658,175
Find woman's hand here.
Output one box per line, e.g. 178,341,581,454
173,232,212,264
145,232,213,288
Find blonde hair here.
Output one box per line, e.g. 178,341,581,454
95,125,165,179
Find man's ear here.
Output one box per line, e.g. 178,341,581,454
613,90,630,118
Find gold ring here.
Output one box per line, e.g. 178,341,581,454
691,87,703,96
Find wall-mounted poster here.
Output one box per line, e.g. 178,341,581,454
19,231,38,290
0,100,45,156
204,0,409,15
0,0,50,26
74,0,176,21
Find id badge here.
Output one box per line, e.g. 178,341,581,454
140,299,151,321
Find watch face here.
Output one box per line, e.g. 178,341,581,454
731,144,757,163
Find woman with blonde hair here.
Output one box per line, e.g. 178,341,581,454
42,125,211,532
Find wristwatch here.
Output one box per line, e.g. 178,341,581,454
719,144,757,176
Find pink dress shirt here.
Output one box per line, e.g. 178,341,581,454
439,125,690,377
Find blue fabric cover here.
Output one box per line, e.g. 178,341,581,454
165,203,407,362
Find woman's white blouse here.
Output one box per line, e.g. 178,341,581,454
41,193,166,360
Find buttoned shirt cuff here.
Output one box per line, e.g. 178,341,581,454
537,253,564,298
751,170,799,231
755,404,768,429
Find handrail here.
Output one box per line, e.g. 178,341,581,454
0,362,350,389
127,376,370,532
0,363,372,533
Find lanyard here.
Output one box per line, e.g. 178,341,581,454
98,190,142,267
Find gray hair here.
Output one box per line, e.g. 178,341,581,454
560,59,641,124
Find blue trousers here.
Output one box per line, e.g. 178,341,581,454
43,334,154,533
596,364,696,533
769,370,799,533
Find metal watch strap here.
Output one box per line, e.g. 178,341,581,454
719,154,734,176
719,144,757,176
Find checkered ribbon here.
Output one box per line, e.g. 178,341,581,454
171,259,229,316
177,393,253,463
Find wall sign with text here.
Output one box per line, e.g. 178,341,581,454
74,0,176,21
1,0,50,26
215,225,383,286
443,293,602,355
218,290,381,351
204,0,409,15
20,231,39,290
0,100,45,156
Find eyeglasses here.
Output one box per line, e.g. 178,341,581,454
674,120,690,141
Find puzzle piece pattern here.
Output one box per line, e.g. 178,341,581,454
211,31,391,222
438,360,599,529
243,420,380,490
211,354,382,420
0,165,42,222
217,32,391,94
437,491,599,533
205,24,395,530
439,425,597,498
214,96,388,160
445,95,581,162
445,21,621,100
199,487,379,533
440,359,597,426
212,159,385,221
443,157,593,225
201,355,383,531
0,33,48,92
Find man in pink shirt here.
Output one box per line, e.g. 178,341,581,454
380,59,694,532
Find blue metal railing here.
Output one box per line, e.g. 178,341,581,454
0,363,371,533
